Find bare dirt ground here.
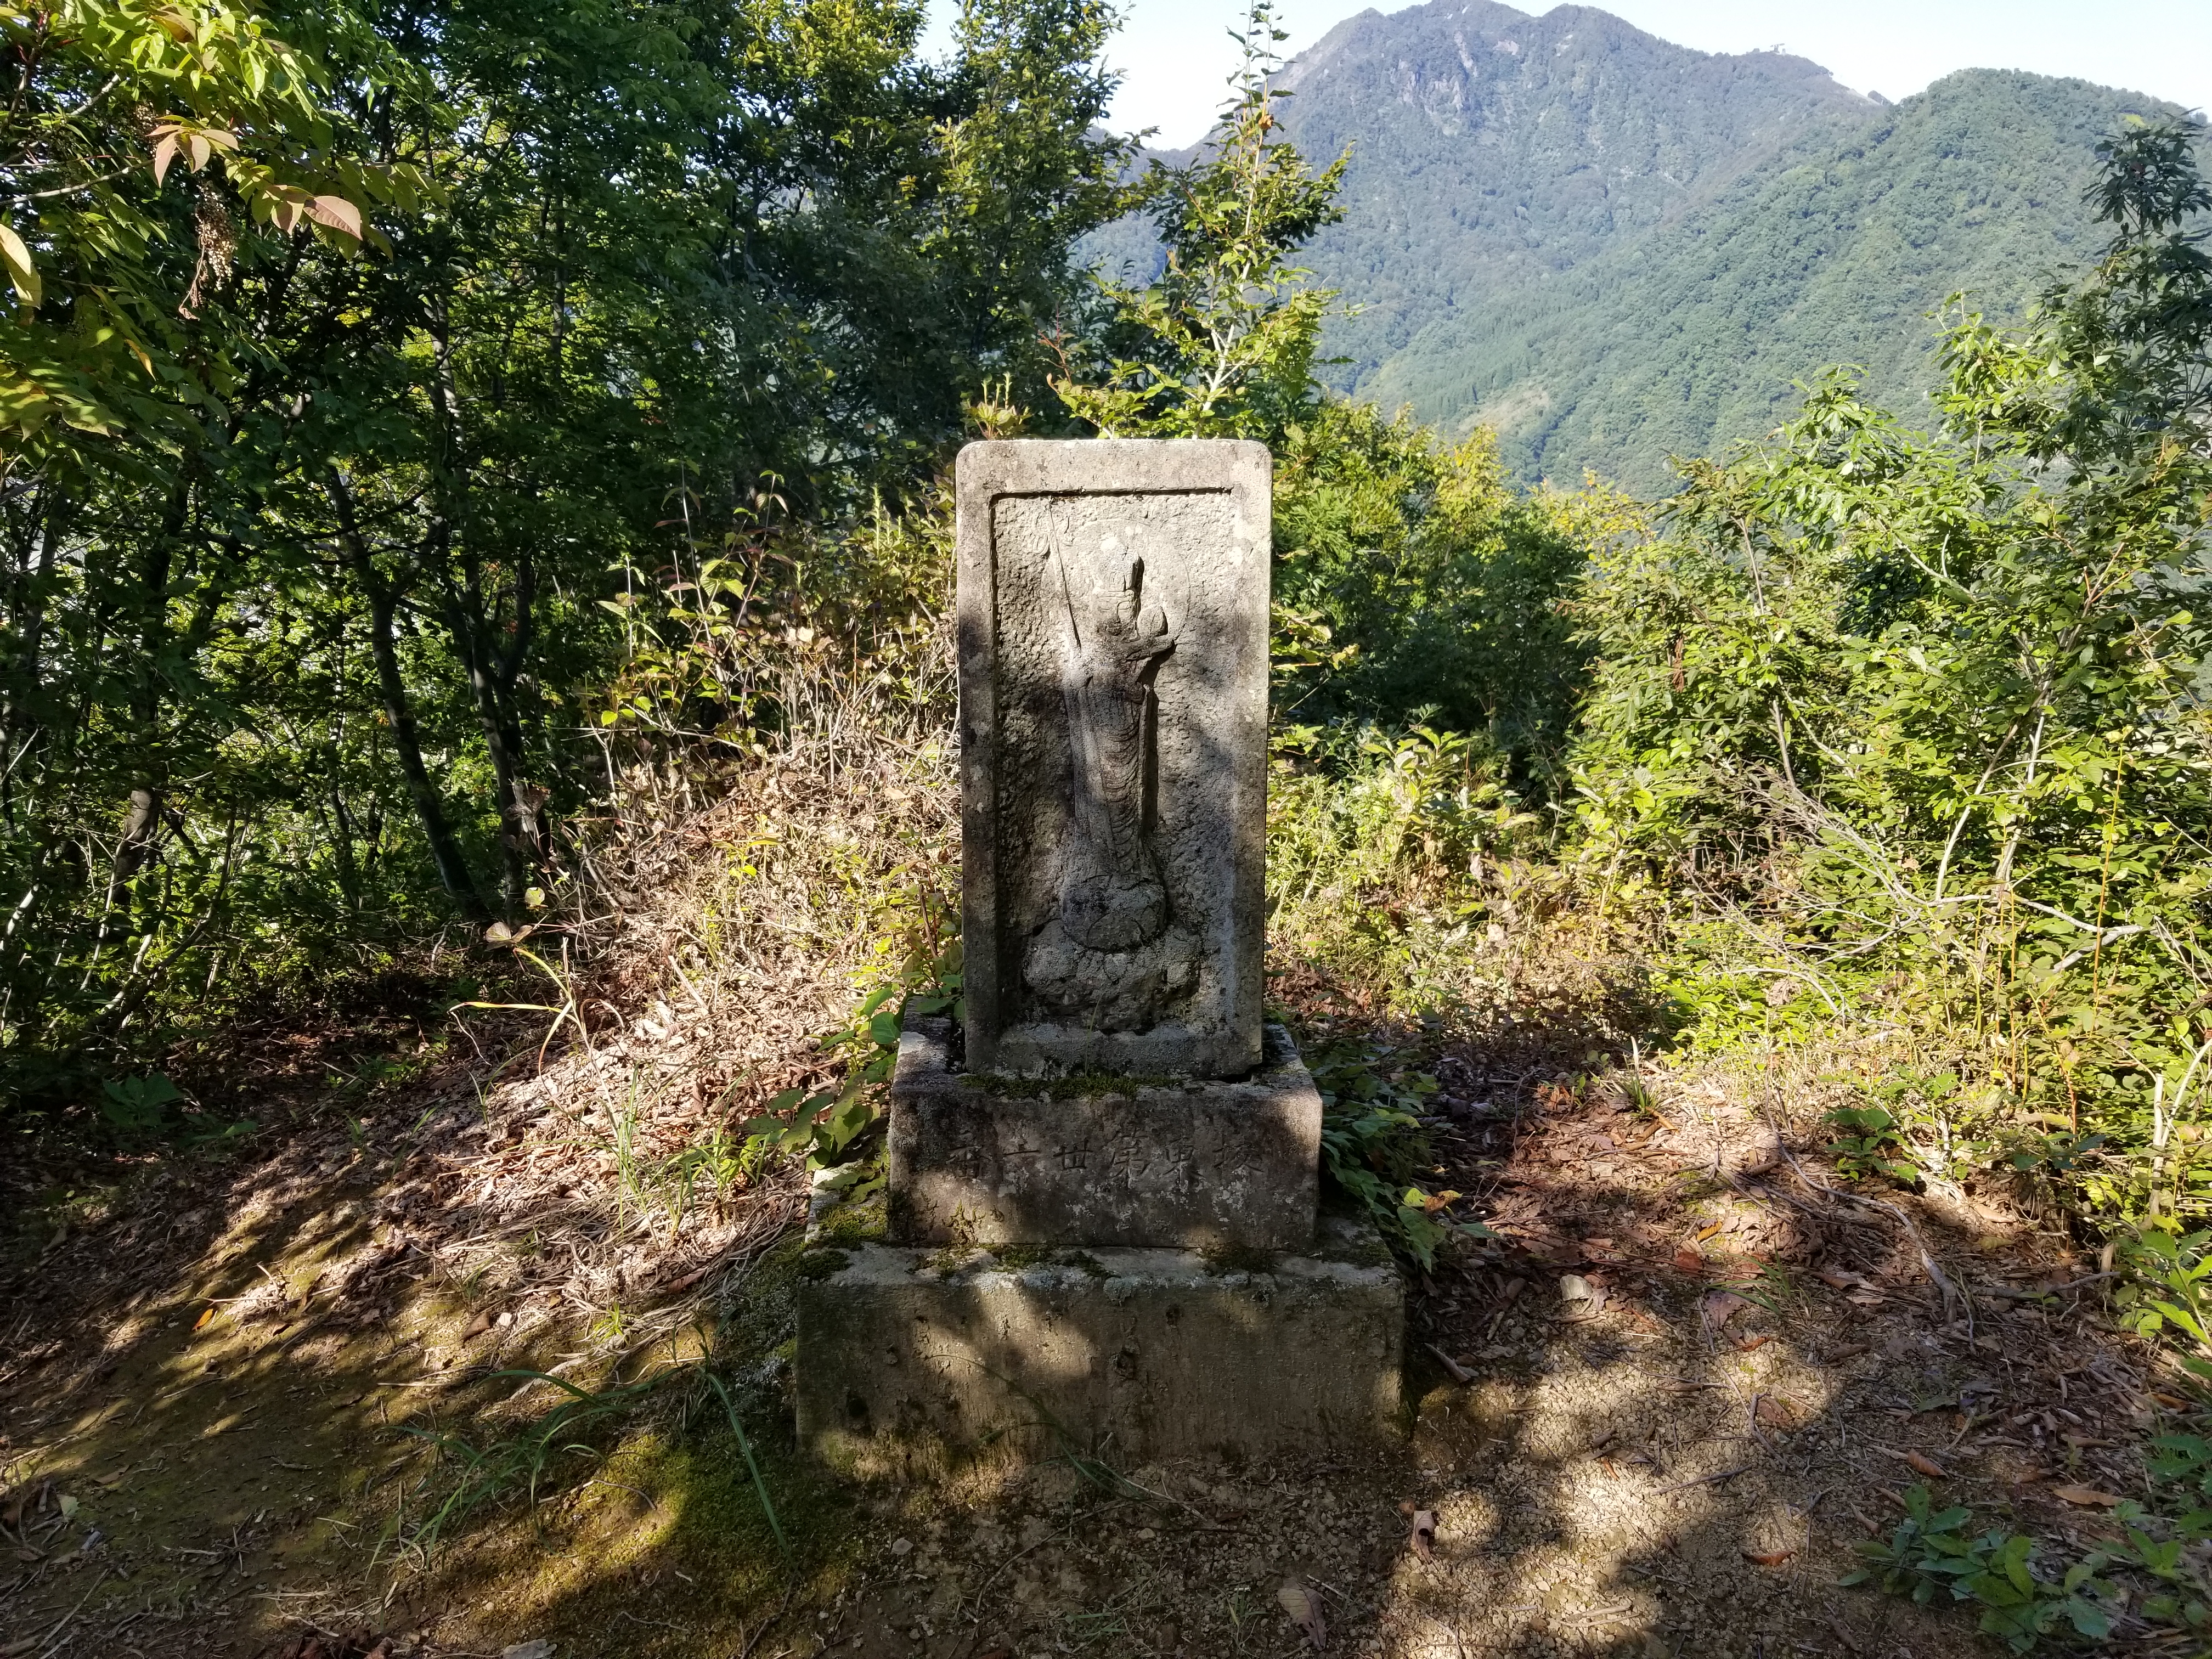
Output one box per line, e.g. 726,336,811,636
2,771,2202,1658
7,1023,2191,1659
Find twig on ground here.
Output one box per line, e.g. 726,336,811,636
1762,1113,1970,1330
1980,1273,2117,1301
737,1579,795,1659
1654,1465,1749,1494
966,1504,1126,1623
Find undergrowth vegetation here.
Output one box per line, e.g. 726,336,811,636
1565,120,2212,1267
8,6,2212,1645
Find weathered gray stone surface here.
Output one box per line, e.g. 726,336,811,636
794,1217,1403,1472
797,438,1401,1475
956,439,1271,1078
887,1016,1319,1250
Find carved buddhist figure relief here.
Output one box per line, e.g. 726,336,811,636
1023,504,1199,1030
1058,527,1175,947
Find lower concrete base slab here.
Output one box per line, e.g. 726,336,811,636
795,1216,1403,1474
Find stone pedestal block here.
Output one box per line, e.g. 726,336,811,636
887,1017,1320,1250
794,1217,1403,1474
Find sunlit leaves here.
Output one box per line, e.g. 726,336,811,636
0,223,38,308
0,1,424,449
1053,0,1346,443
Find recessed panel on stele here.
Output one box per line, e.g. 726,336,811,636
955,439,1270,1078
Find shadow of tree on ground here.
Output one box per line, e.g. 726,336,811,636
0,960,2194,1658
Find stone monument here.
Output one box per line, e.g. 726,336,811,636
796,439,1402,1470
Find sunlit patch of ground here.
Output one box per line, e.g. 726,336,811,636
3,749,2202,1656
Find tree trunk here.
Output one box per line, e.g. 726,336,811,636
441,552,544,915
7,488,65,738
422,293,542,916
2,488,66,830
328,471,491,924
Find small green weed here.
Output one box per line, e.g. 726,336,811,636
704,1372,791,1567
2147,1430,2212,1530
1825,1104,1919,1185
1309,1036,1491,1271
820,888,963,1086
659,1117,763,1233
740,892,963,1180
391,1370,656,1561
1824,1070,1963,1184
98,1072,181,1137
2117,1228,2212,1381
589,1300,628,1345
1844,1483,2115,1651
738,1077,878,1173
95,1071,252,1152
2102,1500,2212,1636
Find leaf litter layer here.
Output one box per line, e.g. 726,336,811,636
3,748,2207,1659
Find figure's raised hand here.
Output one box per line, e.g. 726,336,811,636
1114,555,1143,632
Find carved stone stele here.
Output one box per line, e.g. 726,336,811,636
956,439,1270,1078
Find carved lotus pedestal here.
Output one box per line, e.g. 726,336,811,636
794,1017,1403,1473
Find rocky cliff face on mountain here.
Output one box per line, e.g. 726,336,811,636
1084,1,2180,490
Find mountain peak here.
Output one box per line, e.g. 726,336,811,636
1262,0,1876,394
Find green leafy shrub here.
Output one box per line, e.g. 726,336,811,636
1307,1036,1489,1270
1844,1485,2116,1651
1268,724,1545,1018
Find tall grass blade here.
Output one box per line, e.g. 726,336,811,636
707,1370,790,1565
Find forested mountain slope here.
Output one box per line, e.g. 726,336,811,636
1087,1,2179,489
1272,0,1873,386
1364,69,2179,490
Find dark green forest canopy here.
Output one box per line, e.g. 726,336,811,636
0,0,1128,1097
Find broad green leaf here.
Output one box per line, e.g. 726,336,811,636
0,222,37,307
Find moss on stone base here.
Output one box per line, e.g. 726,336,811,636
968,1069,1193,1101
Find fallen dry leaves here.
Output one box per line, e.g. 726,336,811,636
1408,1506,1438,1560
2051,1485,2123,1508
1277,1580,1327,1650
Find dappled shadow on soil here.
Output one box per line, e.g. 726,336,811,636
3,977,2203,1657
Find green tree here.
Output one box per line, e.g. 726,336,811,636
1272,400,1639,776
0,0,1133,1097
1053,0,1342,442
0,0,419,448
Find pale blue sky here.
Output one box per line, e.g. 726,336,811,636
924,0,2212,149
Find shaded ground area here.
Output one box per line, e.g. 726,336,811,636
3,766,2203,1657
